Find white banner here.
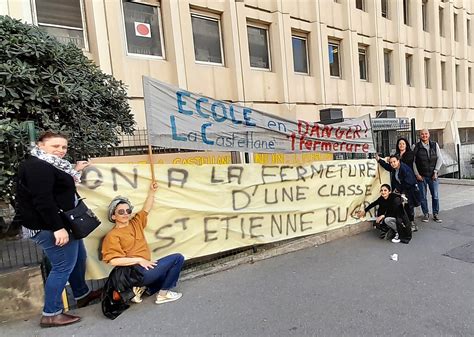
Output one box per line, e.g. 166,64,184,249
143,77,375,154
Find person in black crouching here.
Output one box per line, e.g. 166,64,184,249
357,184,411,244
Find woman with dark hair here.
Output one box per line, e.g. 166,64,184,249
376,154,420,232
17,132,102,327
395,137,415,169
357,184,411,243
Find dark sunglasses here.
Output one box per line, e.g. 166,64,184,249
116,209,132,215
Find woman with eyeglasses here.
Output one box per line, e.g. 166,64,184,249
101,182,184,305
357,184,411,244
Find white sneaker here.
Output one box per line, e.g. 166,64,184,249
391,233,401,243
155,291,182,304
131,286,145,303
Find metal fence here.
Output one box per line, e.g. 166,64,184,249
0,237,43,271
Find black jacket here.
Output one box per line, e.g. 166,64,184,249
17,156,77,231
365,193,404,218
365,194,411,243
414,141,438,177
101,266,144,320
398,151,415,169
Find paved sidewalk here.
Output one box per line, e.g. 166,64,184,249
434,182,474,211
1,183,473,337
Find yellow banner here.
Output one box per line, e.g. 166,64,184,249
253,152,333,164
81,159,388,279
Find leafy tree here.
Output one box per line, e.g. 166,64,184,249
0,15,135,206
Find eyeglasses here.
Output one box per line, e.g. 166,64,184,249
116,209,132,215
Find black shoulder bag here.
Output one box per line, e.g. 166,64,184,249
61,195,101,240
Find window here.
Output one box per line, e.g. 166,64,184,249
405,54,413,86
469,67,472,93
384,49,392,83
123,1,164,57
328,40,341,77
459,128,474,144
439,8,444,37
428,129,444,146
468,19,471,45
441,61,447,90
356,0,364,11
292,34,309,74
191,13,224,65
455,64,460,92
424,58,430,88
422,0,428,31
403,0,409,25
33,0,87,49
247,24,270,69
381,0,388,18
454,13,458,41
358,45,368,80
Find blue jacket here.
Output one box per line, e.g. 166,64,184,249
377,159,417,193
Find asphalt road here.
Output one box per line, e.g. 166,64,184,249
2,193,473,337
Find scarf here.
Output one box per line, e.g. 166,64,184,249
30,146,82,183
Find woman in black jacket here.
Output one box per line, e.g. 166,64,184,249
395,137,415,169
17,132,101,327
357,184,411,244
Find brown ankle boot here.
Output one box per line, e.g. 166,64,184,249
40,313,81,328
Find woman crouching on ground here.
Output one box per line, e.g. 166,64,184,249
101,182,185,304
357,184,411,244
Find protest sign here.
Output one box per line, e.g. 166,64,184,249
144,77,375,154
81,160,388,280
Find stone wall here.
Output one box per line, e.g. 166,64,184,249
0,266,44,323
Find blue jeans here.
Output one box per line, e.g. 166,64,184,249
137,253,184,294
31,231,90,316
419,176,440,215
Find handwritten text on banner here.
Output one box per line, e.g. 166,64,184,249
81,160,388,279
143,77,375,153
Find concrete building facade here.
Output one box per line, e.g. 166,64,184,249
2,0,473,173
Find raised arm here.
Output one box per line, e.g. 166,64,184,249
142,181,158,213
374,154,393,172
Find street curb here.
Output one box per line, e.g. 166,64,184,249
439,178,474,186
180,221,373,282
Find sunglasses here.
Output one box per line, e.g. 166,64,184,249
116,209,132,215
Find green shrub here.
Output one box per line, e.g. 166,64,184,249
0,15,135,205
